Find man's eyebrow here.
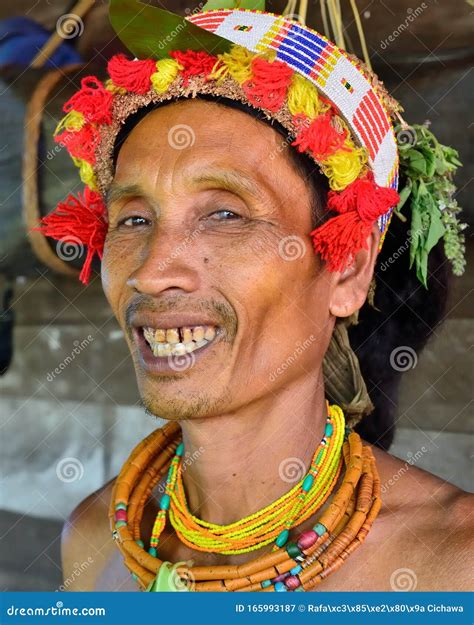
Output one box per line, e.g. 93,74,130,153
105,183,154,208
190,170,266,201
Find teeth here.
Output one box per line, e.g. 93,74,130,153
192,326,205,341
155,329,166,342
142,324,219,358
166,328,180,344
182,327,193,343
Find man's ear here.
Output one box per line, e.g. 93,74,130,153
328,224,381,318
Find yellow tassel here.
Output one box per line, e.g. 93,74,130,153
210,45,256,83
54,110,85,135
104,79,127,95
321,142,367,190
150,58,182,94
73,157,98,191
287,73,321,118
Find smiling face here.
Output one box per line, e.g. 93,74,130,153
101,99,344,420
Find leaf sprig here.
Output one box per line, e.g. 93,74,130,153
394,122,467,288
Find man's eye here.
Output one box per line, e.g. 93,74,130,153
118,216,150,227
208,209,241,220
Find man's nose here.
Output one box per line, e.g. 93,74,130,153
126,224,201,295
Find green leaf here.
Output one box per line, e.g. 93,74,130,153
407,150,427,176
416,248,429,289
409,201,423,269
109,0,232,59
395,180,412,214
425,210,445,253
202,0,265,9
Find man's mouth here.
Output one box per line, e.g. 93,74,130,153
141,324,219,358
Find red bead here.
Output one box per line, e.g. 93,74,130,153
297,530,318,550
285,575,301,590
272,572,290,583
115,509,127,522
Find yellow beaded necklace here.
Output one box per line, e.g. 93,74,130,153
149,401,345,555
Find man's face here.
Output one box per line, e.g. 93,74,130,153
102,100,335,420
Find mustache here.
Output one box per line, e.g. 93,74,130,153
124,293,237,339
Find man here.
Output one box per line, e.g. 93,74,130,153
57,98,472,592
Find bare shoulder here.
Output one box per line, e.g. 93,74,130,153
60,478,116,591
369,443,474,590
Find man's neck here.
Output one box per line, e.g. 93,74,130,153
178,371,327,525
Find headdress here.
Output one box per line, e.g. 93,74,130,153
34,0,466,287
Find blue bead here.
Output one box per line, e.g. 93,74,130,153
302,474,314,492
275,529,289,548
131,572,138,581
176,442,184,457
261,580,272,588
290,564,302,575
274,581,287,592
149,547,157,557
294,586,305,592
160,493,170,510
325,422,334,437
115,520,127,528
135,539,144,548
115,503,127,511
313,522,326,536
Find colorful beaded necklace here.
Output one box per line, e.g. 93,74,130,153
149,403,345,556
109,402,382,592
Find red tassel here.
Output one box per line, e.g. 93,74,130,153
63,76,113,125
292,112,348,160
32,187,108,285
107,54,156,94
243,56,293,112
54,124,100,164
310,212,372,272
170,50,218,85
327,172,400,221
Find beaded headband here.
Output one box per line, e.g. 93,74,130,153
35,1,464,287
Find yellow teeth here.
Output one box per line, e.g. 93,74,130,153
142,325,217,357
